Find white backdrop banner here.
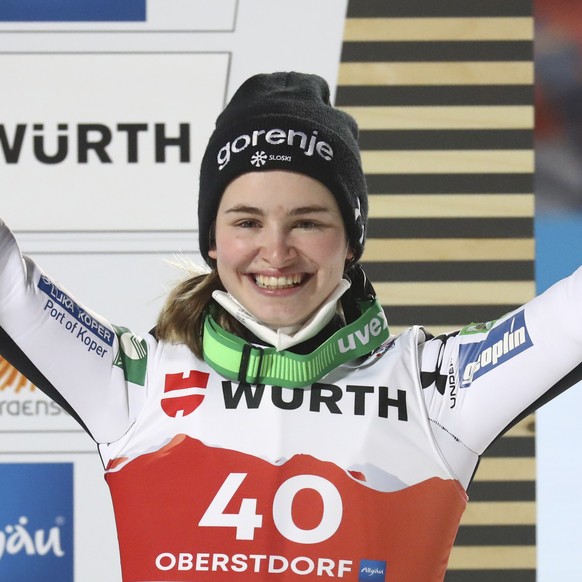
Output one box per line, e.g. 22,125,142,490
0,1,349,580
1,52,227,231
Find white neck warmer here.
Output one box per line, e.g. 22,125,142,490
212,278,351,352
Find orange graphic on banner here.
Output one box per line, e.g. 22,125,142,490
0,356,35,392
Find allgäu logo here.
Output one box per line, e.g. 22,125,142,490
359,559,387,581
0,463,73,582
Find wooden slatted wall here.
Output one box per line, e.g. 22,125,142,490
336,1,535,580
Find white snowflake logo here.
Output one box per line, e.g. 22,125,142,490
250,150,267,167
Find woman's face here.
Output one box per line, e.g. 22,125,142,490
208,171,354,327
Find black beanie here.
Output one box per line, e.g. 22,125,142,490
198,71,368,264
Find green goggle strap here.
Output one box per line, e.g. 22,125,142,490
202,299,389,388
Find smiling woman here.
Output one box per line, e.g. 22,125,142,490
1,71,582,582
209,171,353,327
158,71,371,360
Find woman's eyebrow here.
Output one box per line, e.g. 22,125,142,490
223,205,331,216
289,206,331,216
224,205,264,215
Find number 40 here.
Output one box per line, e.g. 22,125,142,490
199,472,343,544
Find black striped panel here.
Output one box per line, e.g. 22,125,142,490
342,41,533,62
366,217,534,238
347,0,532,18
468,481,535,502
484,436,535,457
338,0,535,576
359,130,533,150
336,86,534,106
365,174,533,194
455,525,535,545
363,261,534,282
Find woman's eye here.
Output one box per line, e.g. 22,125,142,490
236,219,260,228
295,220,318,229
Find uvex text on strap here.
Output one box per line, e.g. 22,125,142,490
202,299,390,388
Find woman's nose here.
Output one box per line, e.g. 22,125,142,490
259,227,296,265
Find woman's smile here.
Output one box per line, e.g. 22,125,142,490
252,272,306,290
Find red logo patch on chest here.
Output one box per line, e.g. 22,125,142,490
161,370,210,418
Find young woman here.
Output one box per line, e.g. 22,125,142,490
1,71,582,582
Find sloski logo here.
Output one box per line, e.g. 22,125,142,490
161,370,209,418
458,310,532,387
250,150,267,167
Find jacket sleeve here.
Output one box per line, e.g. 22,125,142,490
0,219,149,443
419,266,582,482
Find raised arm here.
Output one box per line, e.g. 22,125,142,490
0,219,148,443
420,266,582,485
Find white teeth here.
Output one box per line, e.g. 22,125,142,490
255,274,303,289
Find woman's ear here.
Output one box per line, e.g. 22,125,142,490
344,247,356,273
207,222,217,260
